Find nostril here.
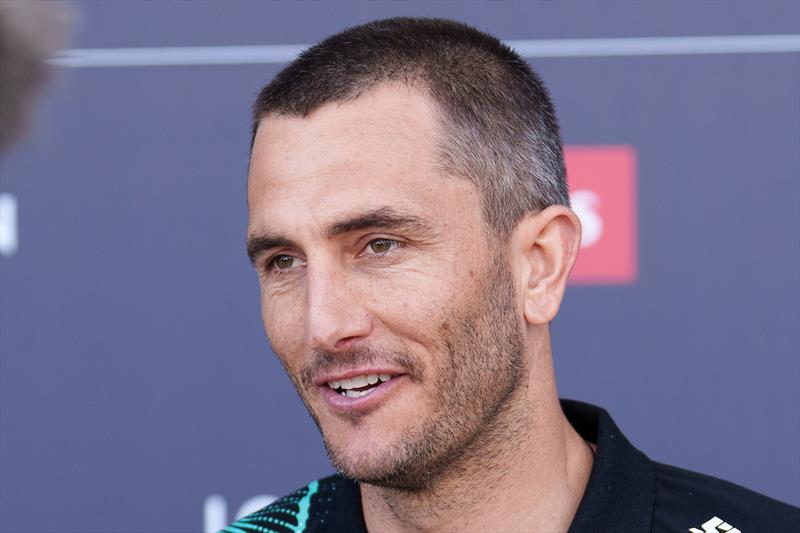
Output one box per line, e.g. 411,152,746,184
334,336,362,351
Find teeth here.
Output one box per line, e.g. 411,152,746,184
327,373,396,391
350,375,369,388
343,389,375,398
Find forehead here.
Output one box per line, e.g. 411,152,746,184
247,84,479,234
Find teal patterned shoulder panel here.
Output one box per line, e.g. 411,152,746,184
221,481,318,533
219,475,365,533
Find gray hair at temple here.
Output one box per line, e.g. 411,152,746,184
0,0,69,153
251,17,570,237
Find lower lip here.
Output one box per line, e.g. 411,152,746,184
320,376,404,413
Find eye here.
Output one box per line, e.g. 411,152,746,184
366,238,398,255
268,254,301,272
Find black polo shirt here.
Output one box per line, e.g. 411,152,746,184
223,400,799,532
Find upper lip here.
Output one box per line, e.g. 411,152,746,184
313,368,406,386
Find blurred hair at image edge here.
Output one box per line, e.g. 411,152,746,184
0,0,69,154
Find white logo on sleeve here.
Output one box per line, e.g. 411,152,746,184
690,516,741,533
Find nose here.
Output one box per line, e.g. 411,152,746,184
304,265,372,352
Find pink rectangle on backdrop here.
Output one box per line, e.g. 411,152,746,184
566,145,638,285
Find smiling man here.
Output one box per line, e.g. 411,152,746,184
226,17,798,533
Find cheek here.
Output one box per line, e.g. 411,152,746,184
261,293,306,368
362,270,464,348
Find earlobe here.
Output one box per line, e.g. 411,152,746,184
514,206,582,325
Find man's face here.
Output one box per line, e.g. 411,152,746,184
247,84,526,488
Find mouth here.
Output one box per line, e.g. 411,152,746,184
326,373,397,398
316,370,405,414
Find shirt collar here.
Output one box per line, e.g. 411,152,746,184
563,399,656,533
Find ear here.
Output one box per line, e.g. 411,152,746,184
510,205,582,325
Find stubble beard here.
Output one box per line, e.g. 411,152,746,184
314,262,529,492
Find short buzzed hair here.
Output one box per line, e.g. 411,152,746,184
251,17,569,236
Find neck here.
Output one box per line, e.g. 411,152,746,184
359,343,594,533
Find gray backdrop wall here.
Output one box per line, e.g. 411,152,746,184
0,1,798,532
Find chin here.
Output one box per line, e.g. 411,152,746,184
323,433,400,483
332,454,429,490
322,429,441,492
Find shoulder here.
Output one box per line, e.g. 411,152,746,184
652,461,800,532
220,474,365,533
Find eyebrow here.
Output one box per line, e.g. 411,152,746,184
246,207,433,265
324,206,430,238
246,235,298,265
